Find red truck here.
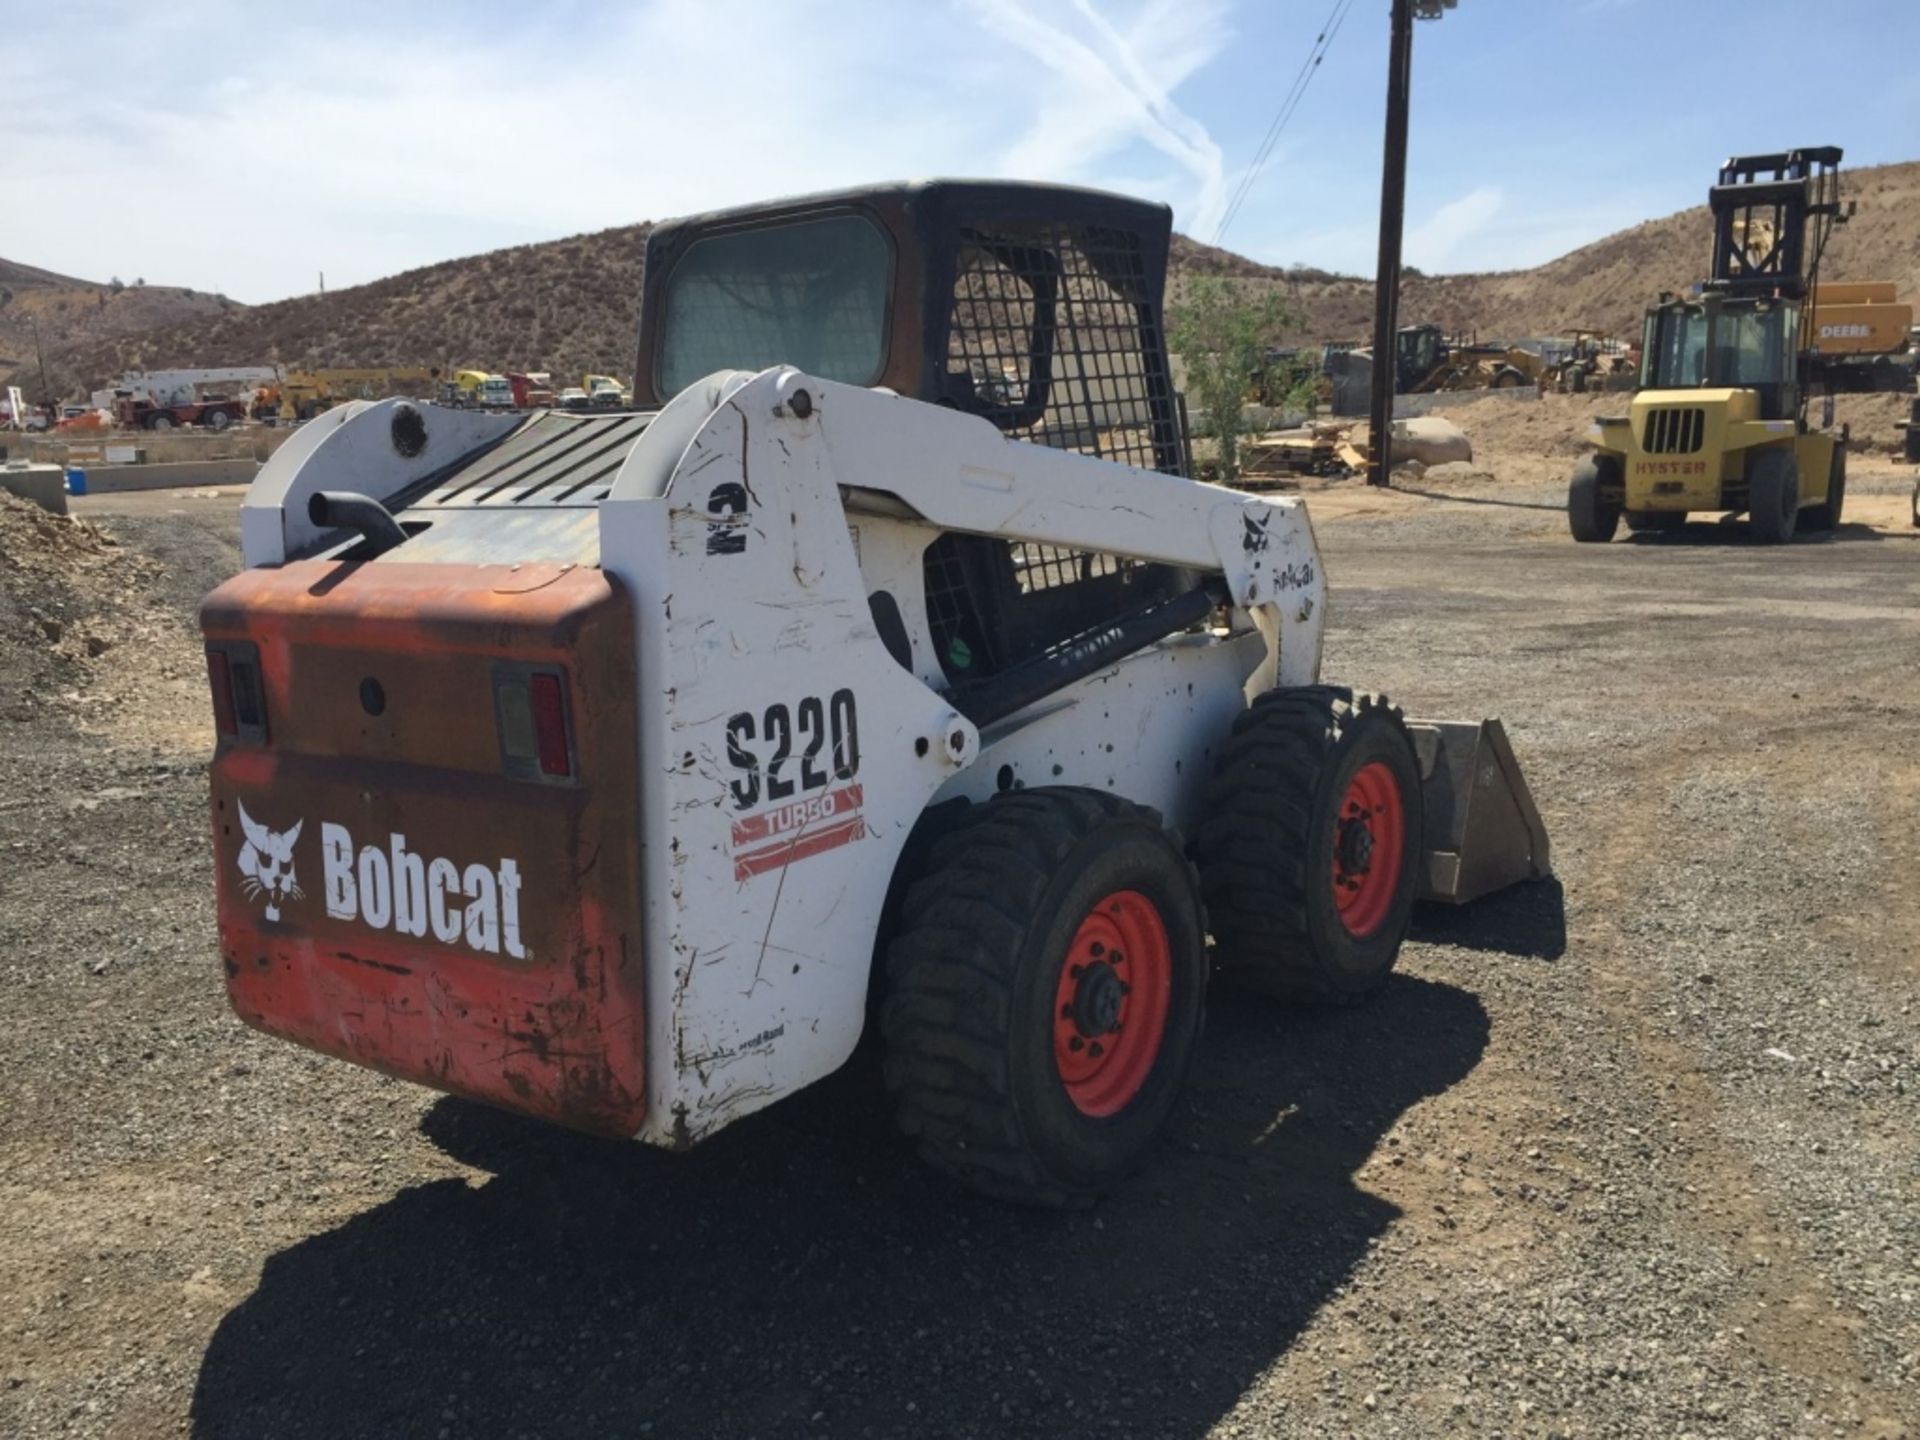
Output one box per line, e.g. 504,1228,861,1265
505,372,556,409
113,392,249,431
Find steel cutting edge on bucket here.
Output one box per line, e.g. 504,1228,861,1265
1406,718,1551,904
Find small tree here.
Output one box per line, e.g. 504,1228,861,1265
1169,278,1310,482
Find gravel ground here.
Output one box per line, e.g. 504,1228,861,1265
2,459,1917,1439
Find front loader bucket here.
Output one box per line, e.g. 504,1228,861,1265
1406,718,1550,904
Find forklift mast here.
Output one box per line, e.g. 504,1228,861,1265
1707,146,1845,300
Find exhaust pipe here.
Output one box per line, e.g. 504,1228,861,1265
308,490,408,557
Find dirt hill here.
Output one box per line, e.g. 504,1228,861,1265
1173,160,1920,345
1400,158,1920,341
0,258,97,290
0,255,235,397
28,159,1920,395
48,225,653,398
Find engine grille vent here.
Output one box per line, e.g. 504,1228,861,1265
1642,407,1705,455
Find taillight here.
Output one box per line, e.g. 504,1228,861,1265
494,666,575,782
530,673,571,777
206,643,267,744
207,650,236,737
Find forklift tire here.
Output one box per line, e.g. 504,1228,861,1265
1191,687,1423,1006
882,788,1206,1206
1567,454,1620,542
1624,510,1685,534
1747,446,1799,544
1805,446,1846,531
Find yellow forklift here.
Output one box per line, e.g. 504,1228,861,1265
1570,146,1900,545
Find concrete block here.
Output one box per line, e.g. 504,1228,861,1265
0,461,69,516
81,459,259,493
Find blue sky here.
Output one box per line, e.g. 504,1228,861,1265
2,0,1915,303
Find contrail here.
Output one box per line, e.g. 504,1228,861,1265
965,0,1229,238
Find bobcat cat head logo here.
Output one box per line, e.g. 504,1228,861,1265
237,802,303,921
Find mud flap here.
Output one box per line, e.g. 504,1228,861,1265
1406,718,1550,904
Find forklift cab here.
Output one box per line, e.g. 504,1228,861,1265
1640,294,1801,421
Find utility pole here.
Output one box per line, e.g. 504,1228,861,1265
1367,0,1455,486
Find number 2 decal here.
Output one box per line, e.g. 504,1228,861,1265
727,689,859,810
796,695,827,791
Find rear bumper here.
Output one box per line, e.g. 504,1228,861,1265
204,561,646,1137
222,905,645,1136
213,759,648,1138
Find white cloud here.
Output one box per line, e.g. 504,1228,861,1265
1405,186,1505,271
0,0,1237,303
0,1,994,300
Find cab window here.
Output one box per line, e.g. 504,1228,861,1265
658,213,893,395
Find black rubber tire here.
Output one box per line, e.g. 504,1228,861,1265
1748,446,1799,544
203,408,232,431
1492,368,1524,389
1190,687,1423,1005
1624,509,1686,534
882,788,1206,1206
1568,454,1621,543
146,413,175,431
1805,445,1846,531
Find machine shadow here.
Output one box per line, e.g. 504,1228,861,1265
1625,518,1892,546
191,976,1488,1440
1411,877,1567,960
1392,485,1567,513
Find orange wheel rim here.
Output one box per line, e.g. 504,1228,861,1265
1332,760,1406,938
1051,889,1172,1118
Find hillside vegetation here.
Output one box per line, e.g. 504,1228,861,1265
46,226,654,397
0,259,234,395
18,159,1920,395
1173,160,1920,344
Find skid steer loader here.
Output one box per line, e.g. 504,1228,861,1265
201,181,1548,1204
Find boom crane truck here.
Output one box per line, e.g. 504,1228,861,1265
200,182,1548,1205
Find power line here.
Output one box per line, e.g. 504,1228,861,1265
1212,0,1355,246
1218,0,1353,243
1211,6,1330,244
